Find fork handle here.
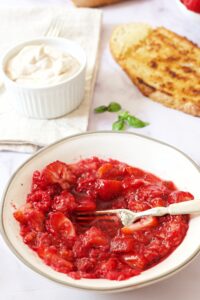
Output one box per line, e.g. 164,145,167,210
168,200,200,215
134,199,200,221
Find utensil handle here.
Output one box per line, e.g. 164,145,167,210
168,200,200,215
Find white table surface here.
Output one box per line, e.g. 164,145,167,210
0,0,200,299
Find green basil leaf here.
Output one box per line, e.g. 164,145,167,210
94,105,108,113
127,115,149,128
112,119,126,131
107,102,122,112
118,111,129,120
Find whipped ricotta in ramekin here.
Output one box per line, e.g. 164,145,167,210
5,44,80,87
1,37,86,119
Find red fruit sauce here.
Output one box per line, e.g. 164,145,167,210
13,157,193,280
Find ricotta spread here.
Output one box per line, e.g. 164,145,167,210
5,44,80,87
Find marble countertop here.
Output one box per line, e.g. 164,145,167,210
0,0,200,299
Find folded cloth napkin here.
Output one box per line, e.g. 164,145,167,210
0,6,102,153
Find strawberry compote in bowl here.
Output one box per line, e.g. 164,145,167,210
1,132,200,292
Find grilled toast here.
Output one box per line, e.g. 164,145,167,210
110,23,200,116
72,0,122,7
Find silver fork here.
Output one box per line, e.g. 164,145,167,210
76,200,200,227
44,17,65,37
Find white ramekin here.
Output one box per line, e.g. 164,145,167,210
1,37,86,119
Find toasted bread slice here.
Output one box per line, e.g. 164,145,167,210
72,0,122,7
110,23,200,116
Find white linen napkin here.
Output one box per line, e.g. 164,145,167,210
0,6,102,153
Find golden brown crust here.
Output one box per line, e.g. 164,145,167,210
110,23,200,116
72,0,122,7
133,76,200,117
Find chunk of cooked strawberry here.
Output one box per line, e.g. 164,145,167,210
97,163,114,178
99,258,140,280
46,184,62,197
68,271,97,279
13,203,32,224
40,246,73,273
122,178,146,190
168,191,194,204
122,254,147,270
42,161,76,189
163,180,177,192
150,197,166,207
143,173,162,184
83,226,109,247
69,157,101,176
32,170,47,191
23,231,37,246
14,203,45,231
143,237,166,262
76,257,95,272
46,212,76,237
76,200,96,212
121,217,158,234
58,248,73,261
73,227,109,258
52,191,77,213
73,238,89,258
128,197,150,212
135,184,168,202
99,258,118,272
36,233,52,258
105,269,141,281
74,192,96,212
96,179,122,201
27,190,51,212
126,166,145,177
110,237,135,253
97,163,126,179
27,210,45,232
36,232,52,247
89,248,110,260
76,177,97,198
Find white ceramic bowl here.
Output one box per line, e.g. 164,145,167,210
1,132,200,292
176,0,200,21
1,37,86,119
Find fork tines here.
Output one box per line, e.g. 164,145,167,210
75,212,118,225
45,17,65,37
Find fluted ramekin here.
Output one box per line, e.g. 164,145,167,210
1,37,86,119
